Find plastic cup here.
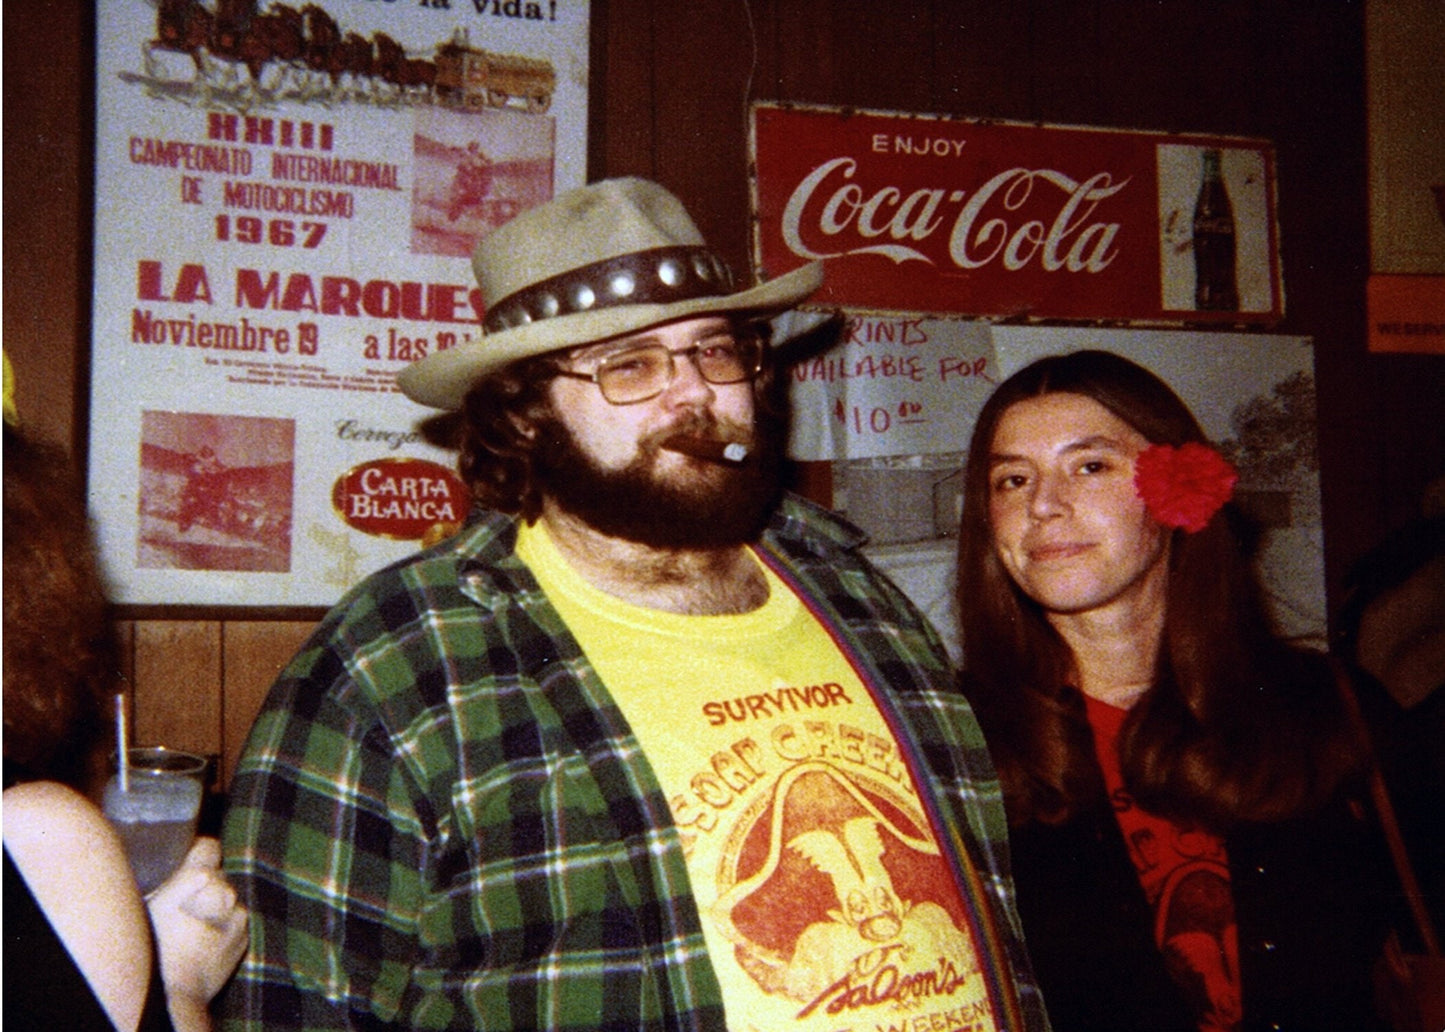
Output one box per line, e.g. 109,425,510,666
102,747,207,895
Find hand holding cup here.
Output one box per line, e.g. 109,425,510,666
146,837,249,1024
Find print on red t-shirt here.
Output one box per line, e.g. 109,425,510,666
1085,696,1243,1032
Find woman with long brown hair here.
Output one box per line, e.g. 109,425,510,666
956,349,1394,1031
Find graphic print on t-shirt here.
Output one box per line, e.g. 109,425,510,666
515,523,1001,1032
1086,695,1242,1032
710,760,981,1015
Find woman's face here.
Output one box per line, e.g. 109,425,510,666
986,392,1171,621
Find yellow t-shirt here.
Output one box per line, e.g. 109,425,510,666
516,521,999,1032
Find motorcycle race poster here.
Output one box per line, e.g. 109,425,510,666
88,0,590,607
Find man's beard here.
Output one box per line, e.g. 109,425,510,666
532,411,783,549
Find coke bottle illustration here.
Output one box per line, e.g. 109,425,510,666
1192,148,1238,310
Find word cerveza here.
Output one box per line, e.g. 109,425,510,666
134,260,483,324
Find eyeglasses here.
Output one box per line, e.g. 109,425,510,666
551,333,764,405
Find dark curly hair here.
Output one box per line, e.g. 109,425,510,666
3,426,118,785
456,350,566,522
454,318,782,521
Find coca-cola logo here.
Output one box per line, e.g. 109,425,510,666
781,157,1128,274
331,457,469,542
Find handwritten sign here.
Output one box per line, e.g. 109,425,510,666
786,314,997,460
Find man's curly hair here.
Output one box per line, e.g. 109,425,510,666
456,351,564,522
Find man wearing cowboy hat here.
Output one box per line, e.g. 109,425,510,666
219,178,1048,1032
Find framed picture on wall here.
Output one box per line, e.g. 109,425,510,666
793,327,1326,661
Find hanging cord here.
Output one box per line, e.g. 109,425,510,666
740,0,758,136
737,0,763,289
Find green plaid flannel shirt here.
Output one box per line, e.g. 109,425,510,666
219,495,1049,1031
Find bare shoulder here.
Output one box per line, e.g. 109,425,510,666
4,780,155,1031
6,780,119,853
4,779,144,921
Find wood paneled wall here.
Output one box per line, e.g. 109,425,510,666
114,620,315,789
6,1,1443,790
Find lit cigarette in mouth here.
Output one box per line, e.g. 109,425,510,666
660,435,750,464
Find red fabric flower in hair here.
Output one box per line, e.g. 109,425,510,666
1133,442,1238,533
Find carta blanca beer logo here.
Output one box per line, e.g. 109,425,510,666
331,457,469,542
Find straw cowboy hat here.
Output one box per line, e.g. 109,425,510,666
397,177,823,410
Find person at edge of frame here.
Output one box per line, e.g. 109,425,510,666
3,353,249,1032
218,177,1053,1032
953,348,1398,1032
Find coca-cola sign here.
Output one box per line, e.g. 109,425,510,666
751,103,1283,325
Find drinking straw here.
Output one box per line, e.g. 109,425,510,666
114,693,130,793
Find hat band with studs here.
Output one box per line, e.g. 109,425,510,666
483,245,737,334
